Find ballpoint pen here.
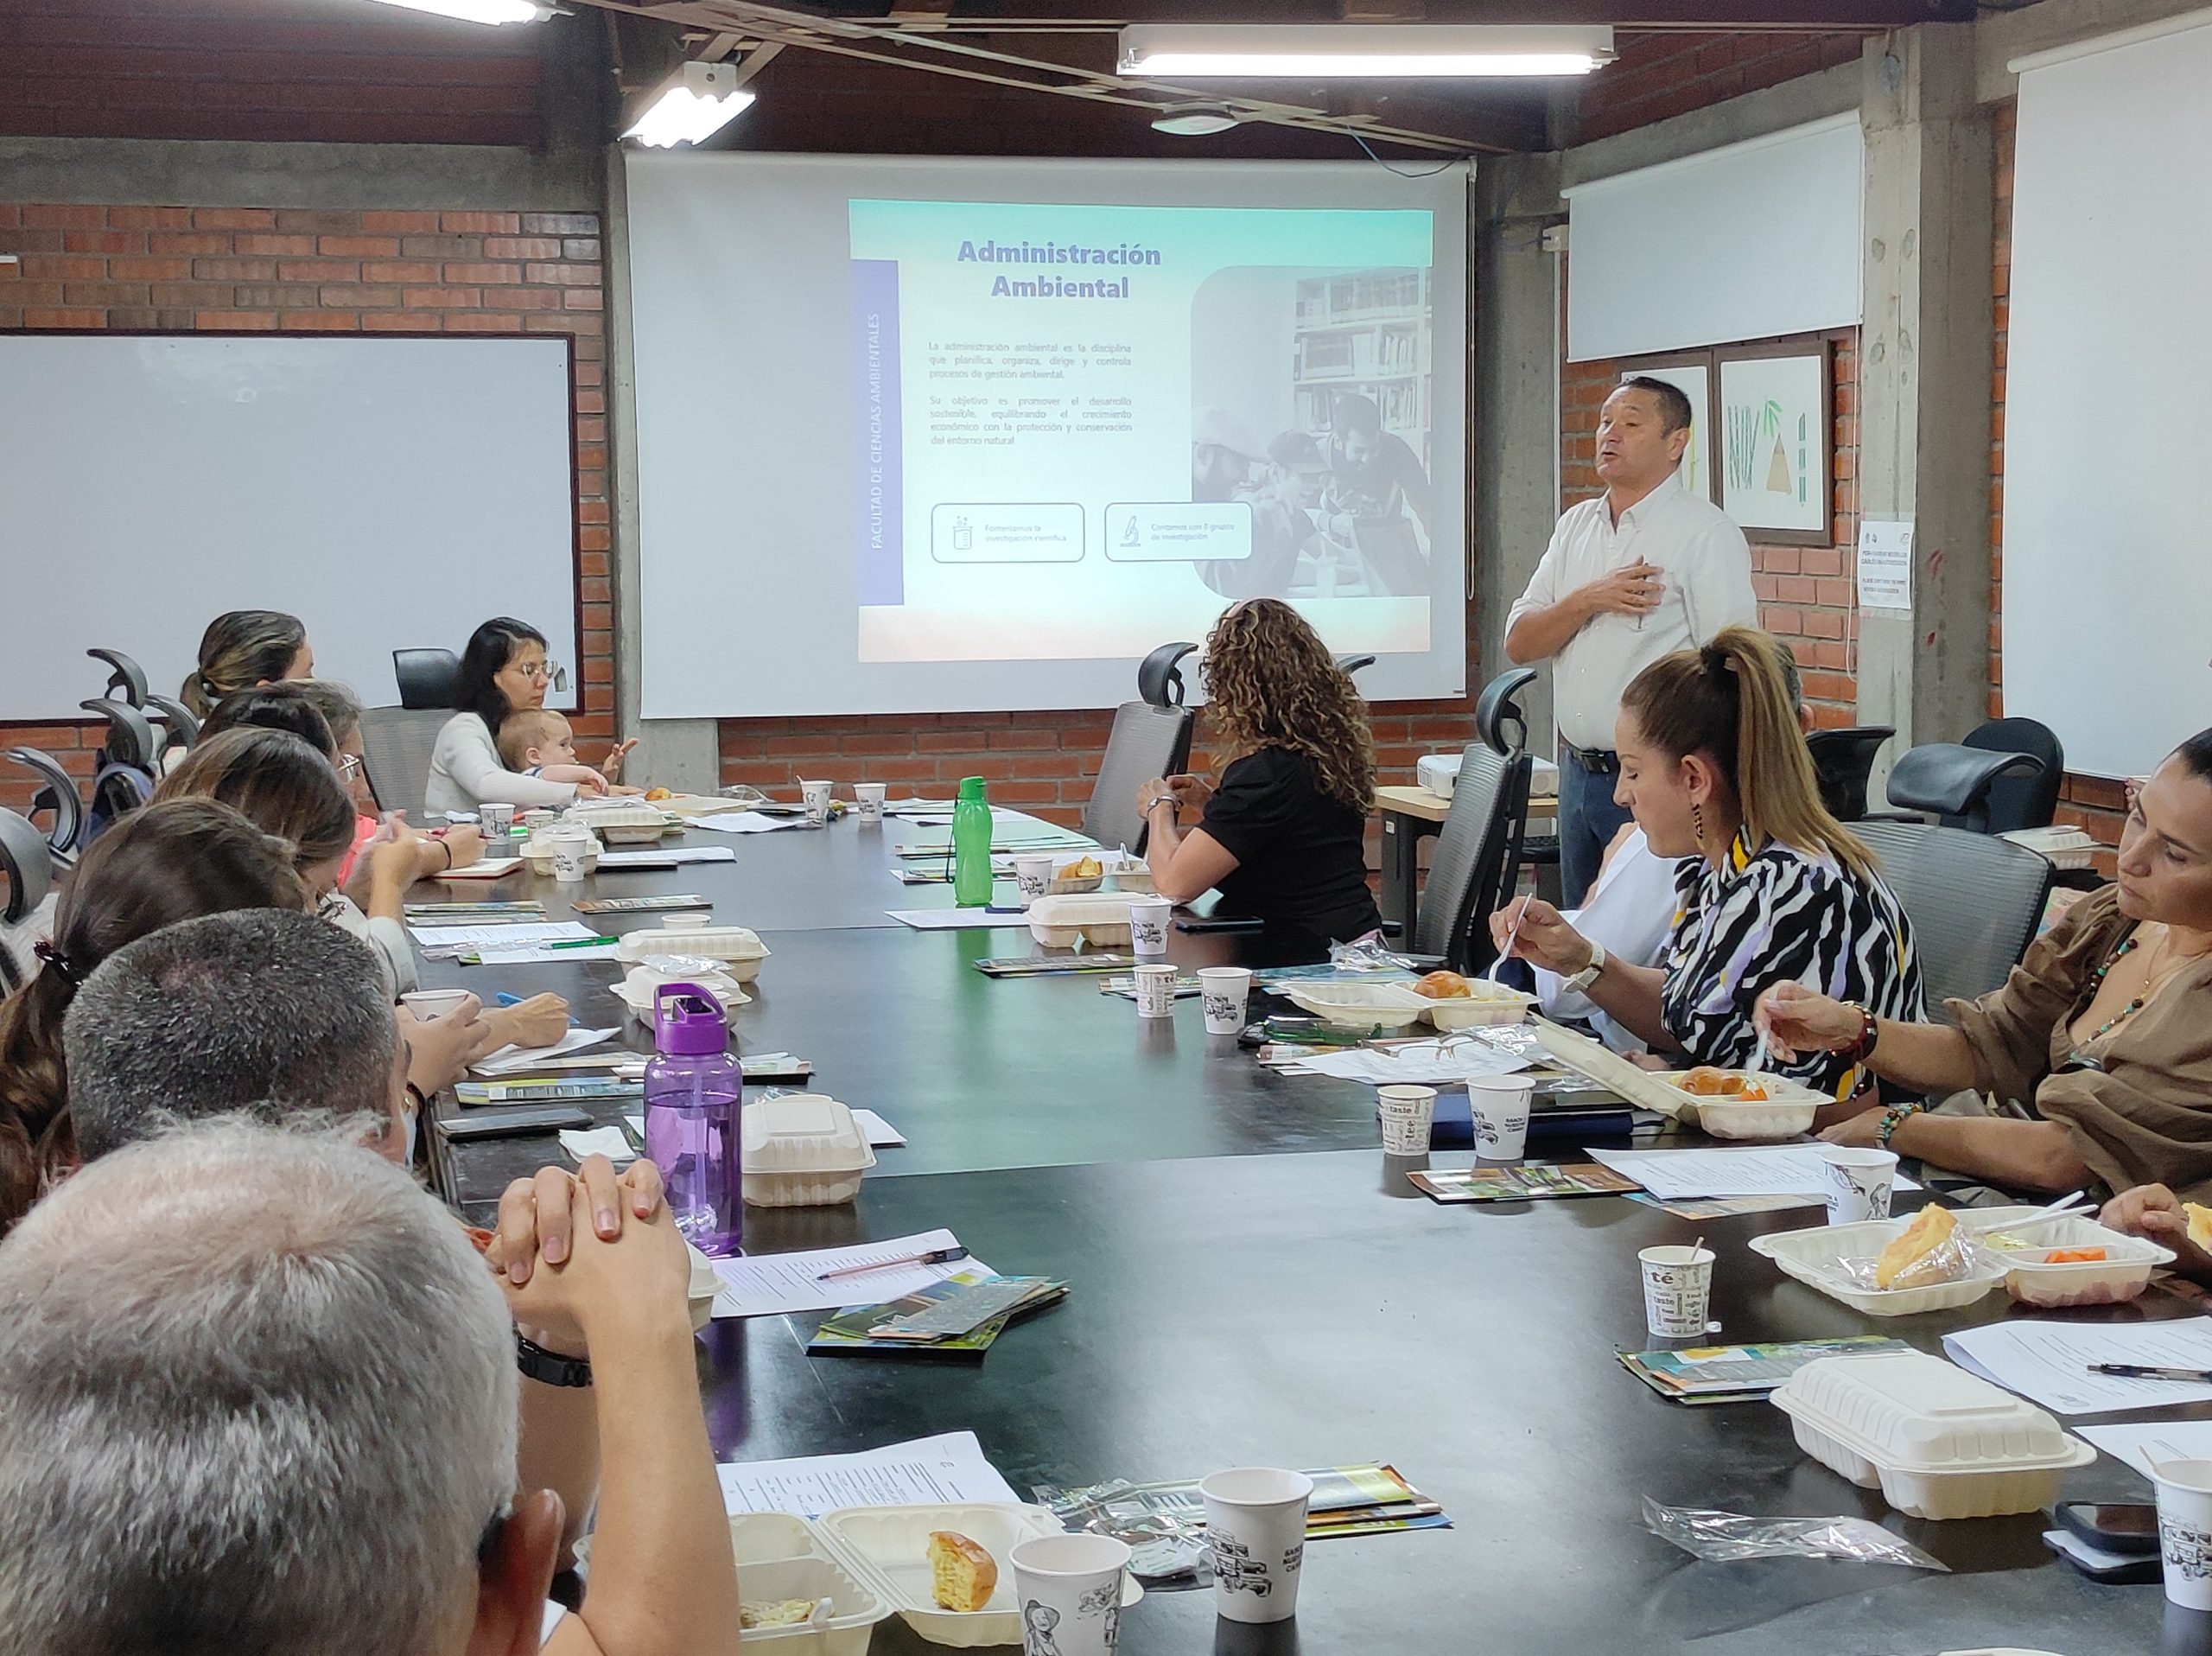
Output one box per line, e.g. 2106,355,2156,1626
2088,1363,2212,1382
816,1245,969,1283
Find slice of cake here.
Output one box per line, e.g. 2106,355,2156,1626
1874,1205,1956,1290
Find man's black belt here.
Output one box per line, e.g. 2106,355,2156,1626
1561,742,1620,774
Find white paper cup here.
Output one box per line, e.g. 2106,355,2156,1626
521,808,558,831
1201,1468,1313,1624
659,913,711,931
1128,895,1173,960
2156,1460,2212,1610
548,825,591,883
800,779,833,825
1198,966,1253,1036
1008,1532,1131,1656
1135,963,1178,1019
854,780,887,824
1467,1074,1535,1161
479,801,515,837
1377,1084,1438,1155
399,988,470,1021
1819,1146,1898,1224
1014,854,1056,909
1639,1244,1716,1340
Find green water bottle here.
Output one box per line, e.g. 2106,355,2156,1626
952,775,994,907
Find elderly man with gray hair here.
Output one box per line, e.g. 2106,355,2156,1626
0,1118,740,1656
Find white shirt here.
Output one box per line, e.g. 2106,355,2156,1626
425,712,580,818
1530,827,1681,1052
1507,474,1759,750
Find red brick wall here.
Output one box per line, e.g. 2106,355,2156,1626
1577,29,1873,145
1560,329,1864,726
0,0,543,147
0,200,610,813
1983,98,2125,858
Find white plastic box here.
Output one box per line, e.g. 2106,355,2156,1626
1959,1206,2175,1307
1535,1019,1820,1136
617,924,771,982
612,960,753,1027
1653,1072,1826,1142
1747,1217,2008,1316
569,802,672,844
1770,1348,2095,1519
520,827,601,875
1418,982,1535,1031
740,1093,876,1207
1281,982,1429,1030
1027,891,1136,948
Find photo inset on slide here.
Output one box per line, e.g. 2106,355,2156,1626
1189,265,1434,603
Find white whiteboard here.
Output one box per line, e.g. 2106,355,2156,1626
1564,114,1864,360
2004,19,2212,777
0,334,580,720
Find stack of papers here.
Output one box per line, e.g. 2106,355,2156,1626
717,1430,1019,1517
1942,1317,2212,1416
808,1271,1066,1360
470,1027,619,1075
1290,1038,1536,1086
691,812,812,834
1619,1336,1910,1405
1408,1163,1637,1203
709,1228,985,1319
2082,1420,2212,1477
1588,1144,1924,1201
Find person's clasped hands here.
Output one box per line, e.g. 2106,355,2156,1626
486,1155,686,1359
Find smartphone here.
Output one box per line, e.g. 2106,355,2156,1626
2055,1500,2160,1556
435,1105,594,1142
1175,915,1264,935
2044,1527,2162,1583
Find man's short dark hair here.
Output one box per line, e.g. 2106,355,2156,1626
1331,392,1382,438
1617,375,1694,436
64,909,398,1160
1268,430,1324,468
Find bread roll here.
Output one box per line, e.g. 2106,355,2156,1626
2188,1202,2212,1251
928,1530,998,1612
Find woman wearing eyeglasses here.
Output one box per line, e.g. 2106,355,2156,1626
1759,729,2212,1201
425,618,636,818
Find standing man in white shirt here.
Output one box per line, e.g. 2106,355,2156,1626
1504,376,1759,904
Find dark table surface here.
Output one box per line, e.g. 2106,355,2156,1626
411,827,2212,1655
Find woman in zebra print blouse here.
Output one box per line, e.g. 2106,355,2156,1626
1491,626,1923,1099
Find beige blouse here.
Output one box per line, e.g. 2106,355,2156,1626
1951,885,2212,1201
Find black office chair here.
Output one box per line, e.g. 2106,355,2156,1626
1476,667,1538,758
1335,653,1377,678
3,748,85,861
78,697,160,844
1958,717,2063,835
394,647,461,710
1807,726,1895,822
1855,819,2055,1010
1885,743,2047,836
86,647,149,708
1413,741,1532,973
145,694,200,757
0,809,53,996
1137,642,1198,710
1079,701,1195,856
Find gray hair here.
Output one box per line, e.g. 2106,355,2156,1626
64,908,400,1162
0,1118,515,1656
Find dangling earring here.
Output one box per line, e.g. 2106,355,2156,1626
1692,799,1707,847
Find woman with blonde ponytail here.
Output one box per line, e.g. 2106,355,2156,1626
179,609,312,718
1491,625,1923,1099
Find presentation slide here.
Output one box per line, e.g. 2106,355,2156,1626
626,155,1468,719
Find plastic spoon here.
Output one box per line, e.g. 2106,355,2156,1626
1490,903,1530,985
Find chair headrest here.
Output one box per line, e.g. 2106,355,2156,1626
144,694,200,753
1475,667,1539,757
3,748,86,859
86,647,148,708
78,698,159,773
1335,653,1378,678
0,808,51,924
393,648,461,711
1886,742,2045,818
1137,642,1198,709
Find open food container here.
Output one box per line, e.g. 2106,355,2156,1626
812,1502,1141,1648
1416,980,1536,1031
1281,982,1430,1031
1748,1217,2007,1316
1046,853,1106,895
580,1511,893,1654
1533,1019,1815,1136
1027,891,1136,949
1103,856,1156,895
1958,1207,2175,1307
741,1093,876,1207
568,802,674,844
617,924,770,983
1770,1348,2096,1519
613,959,752,1026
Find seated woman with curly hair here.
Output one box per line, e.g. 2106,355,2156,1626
1137,598,1382,952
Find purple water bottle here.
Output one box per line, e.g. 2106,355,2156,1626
643,984,744,1257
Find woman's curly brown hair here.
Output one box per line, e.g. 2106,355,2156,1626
1201,599,1376,813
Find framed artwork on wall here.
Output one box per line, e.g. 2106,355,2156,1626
1716,341,1833,545
1619,354,1719,506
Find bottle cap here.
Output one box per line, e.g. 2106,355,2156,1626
652,983,729,1056
956,775,987,802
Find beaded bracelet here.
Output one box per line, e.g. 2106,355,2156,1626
1875,1100,1925,1150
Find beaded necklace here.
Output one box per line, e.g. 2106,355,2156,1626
2069,925,2211,1059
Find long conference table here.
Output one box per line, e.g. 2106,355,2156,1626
415,811,2207,1656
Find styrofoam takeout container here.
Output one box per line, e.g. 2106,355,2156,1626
1535,1018,1818,1133
521,827,601,876
813,1503,1138,1648
1770,1348,2095,1519
740,1093,876,1207
1748,1216,2007,1316
568,802,672,844
1960,1206,2175,1307
1281,982,1430,1031
613,959,752,1025
1651,1071,1827,1142
616,925,769,982
1027,891,1136,949
1416,982,1536,1031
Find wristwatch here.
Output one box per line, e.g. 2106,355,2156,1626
1561,940,1607,995
515,1332,593,1388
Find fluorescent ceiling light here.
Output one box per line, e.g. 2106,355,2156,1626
624,61,756,149
1118,23,1615,78
359,0,553,24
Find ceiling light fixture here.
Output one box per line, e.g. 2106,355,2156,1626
359,0,553,25
1118,23,1615,79
623,61,757,149
1151,106,1243,137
